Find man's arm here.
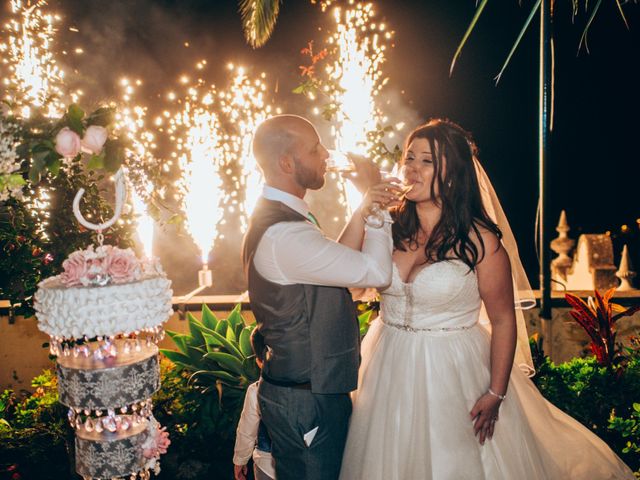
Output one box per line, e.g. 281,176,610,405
254,219,393,288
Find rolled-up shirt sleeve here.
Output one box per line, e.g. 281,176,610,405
253,215,393,288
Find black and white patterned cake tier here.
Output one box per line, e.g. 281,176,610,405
57,344,160,410
75,417,149,479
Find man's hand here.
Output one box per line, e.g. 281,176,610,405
234,464,248,480
342,154,381,194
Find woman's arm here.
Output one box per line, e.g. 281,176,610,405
469,229,517,444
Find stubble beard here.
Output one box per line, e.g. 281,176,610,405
293,158,325,190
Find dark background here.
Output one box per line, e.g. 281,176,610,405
3,0,638,291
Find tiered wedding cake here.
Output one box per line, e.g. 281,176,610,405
35,242,173,479
35,245,172,479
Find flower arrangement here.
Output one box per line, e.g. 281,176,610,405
565,288,640,370
141,417,171,475
59,244,164,287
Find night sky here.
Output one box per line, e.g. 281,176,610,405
4,0,638,291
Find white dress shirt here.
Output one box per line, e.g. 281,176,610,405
233,381,276,478
253,185,393,288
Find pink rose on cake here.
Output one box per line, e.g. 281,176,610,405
60,250,89,287
107,247,141,284
60,245,144,287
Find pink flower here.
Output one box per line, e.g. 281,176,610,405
107,248,141,284
60,250,88,287
143,424,171,459
81,125,108,155
54,127,81,158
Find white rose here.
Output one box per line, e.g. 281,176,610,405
81,125,108,155
54,127,81,158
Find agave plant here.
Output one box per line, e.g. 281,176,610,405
161,303,377,395
565,288,640,369
160,304,260,403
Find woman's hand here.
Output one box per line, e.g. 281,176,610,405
361,180,404,218
470,392,502,445
234,464,248,480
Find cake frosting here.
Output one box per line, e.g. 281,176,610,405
35,275,172,339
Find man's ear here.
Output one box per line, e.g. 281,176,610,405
278,154,295,174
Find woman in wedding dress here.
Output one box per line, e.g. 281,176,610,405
337,119,634,479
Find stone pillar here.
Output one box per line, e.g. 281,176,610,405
550,210,575,289
616,245,636,291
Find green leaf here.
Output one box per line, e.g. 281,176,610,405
67,104,85,134
579,0,603,54
160,349,192,366
28,165,41,184
201,304,219,330
227,304,244,329
188,313,206,347
292,84,306,94
204,351,244,375
216,319,229,336
238,326,254,357
239,0,281,48
494,0,541,84
242,356,260,382
226,325,237,343
190,369,241,386
103,139,123,172
191,370,240,386
166,330,191,356
203,332,224,351
45,153,62,177
202,331,243,360
450,0,489,77
86,106,114,127
87,153,105,170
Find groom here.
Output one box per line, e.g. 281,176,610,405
241,115,393,480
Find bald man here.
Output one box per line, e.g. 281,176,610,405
241,115,393,480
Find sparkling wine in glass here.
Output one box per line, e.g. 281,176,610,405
326,150,356,173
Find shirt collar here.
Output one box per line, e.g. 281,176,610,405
262,185,311,218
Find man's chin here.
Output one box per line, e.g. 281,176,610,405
308,177,326,190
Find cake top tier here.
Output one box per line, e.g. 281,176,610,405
34,244,173,340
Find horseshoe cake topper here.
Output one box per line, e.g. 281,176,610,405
72,168,126,239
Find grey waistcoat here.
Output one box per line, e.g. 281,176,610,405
241,198,360,394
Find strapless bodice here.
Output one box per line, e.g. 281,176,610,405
380,260,481,331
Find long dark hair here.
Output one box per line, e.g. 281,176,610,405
391,119,502,270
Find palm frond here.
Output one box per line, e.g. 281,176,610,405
450,0,490,77
614,0,630,30
239,0,281,49
578,0,603,53
494,0,541,84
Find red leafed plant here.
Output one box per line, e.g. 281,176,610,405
565,288,640,369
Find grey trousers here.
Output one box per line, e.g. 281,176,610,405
254,464,274,480
257,380,352,480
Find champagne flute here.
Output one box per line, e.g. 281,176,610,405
327,150,387,228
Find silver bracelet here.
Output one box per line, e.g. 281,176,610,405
487,388,506,401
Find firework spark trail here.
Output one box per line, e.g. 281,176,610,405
325,2,392,216
0,0,67,118
219,64,275,231
168,79,224,265
111,78,163,257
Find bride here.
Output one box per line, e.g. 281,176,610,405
337,119,634,479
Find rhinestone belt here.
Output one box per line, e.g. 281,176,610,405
383,322,475,333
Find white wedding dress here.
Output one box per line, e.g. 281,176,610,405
339,260,634,480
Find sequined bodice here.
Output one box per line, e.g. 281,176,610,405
380,260,481,330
